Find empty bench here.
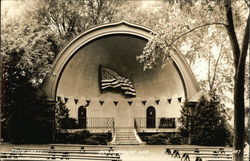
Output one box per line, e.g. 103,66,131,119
181,152,249,161
50,144,115,152
165,147,230,158
12,148,119,156
181,152,232,161
0,145,122,161
0,152,121,161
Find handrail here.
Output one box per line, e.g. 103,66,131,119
134,117,180,129
78,117,114,129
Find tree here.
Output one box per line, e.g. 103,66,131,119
1,1,56,87
38,0,117,47
113,1,241,108
1,0,117,87
3,76,54,143
1,1,58,143
1,0,116,142
55,100,77,130
224,2,249,161
180,95,233,146
135,1,249,161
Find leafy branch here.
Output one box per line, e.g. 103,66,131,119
169,22,227,46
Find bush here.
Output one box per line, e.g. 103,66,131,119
86,133,112,145
61,118,78,129
139,133,184,145
55,130,112,145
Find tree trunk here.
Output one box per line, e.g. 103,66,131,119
233,12,250,161
233,65,246,161
225,2,249,161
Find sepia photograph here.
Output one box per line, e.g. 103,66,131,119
0,0,249,161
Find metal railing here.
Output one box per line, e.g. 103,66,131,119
134,117,180,129
77,117,179,129
78,117,114,128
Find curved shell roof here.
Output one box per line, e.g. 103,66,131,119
57,34,184,100
41,21,200,101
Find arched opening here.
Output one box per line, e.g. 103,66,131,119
41,21,200,101
78,106,87,128
146,106,156,128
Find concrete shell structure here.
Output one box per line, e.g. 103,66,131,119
41,21,200,144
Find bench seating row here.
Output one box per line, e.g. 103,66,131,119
0,144,121,161
165,147,249,161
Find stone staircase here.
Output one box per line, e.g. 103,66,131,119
109,128,145,145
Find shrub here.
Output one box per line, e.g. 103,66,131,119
61,118,78,129
139,133,184,145
55,130,112,145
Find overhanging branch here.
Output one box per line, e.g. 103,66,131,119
169,22,227,46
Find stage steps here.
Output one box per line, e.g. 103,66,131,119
109,128,145,145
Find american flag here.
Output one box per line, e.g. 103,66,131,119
99,65,136,97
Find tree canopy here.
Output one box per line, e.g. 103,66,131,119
130,1,249,161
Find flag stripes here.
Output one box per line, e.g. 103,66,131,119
99,65,136,97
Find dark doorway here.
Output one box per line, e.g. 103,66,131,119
78,106,87,128
146,106,156,128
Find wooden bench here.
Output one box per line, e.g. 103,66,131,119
2,145,121,161
166,147,227,154
204,159,249,161
181,152,249,161
165,148,229,158
181,152,232,161
50,144,115,151
0,152,121,161
1,152,120,159
195,156,249,161
12,148,120,156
